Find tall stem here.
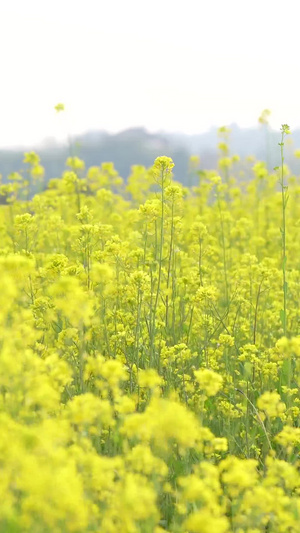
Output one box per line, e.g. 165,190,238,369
150,168,165,366
165,200,174,331
278,124,290,336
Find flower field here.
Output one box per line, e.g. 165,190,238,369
1,126,300,532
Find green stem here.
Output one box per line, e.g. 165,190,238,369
278,124,290,336
217,192,229,305
165,200,174,331
150,168,165,367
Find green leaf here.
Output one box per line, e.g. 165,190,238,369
244,362,253,379
281,359,292,385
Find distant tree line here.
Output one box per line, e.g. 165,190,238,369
1,124,300,188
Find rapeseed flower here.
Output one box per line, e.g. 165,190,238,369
194,368,223,396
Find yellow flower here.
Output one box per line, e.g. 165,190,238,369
258,108,271,125
138,368,162,389
153,156,174,172
257,391,286,418
23,151,40,166
66,156,85,171
184,508,229,533
194,368,223,396
54,102,65,112
31,164,45,179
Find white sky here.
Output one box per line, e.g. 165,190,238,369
0,0,299,147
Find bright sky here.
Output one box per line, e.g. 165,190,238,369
0,0,299,147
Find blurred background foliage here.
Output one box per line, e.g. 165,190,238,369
2,123,300,189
